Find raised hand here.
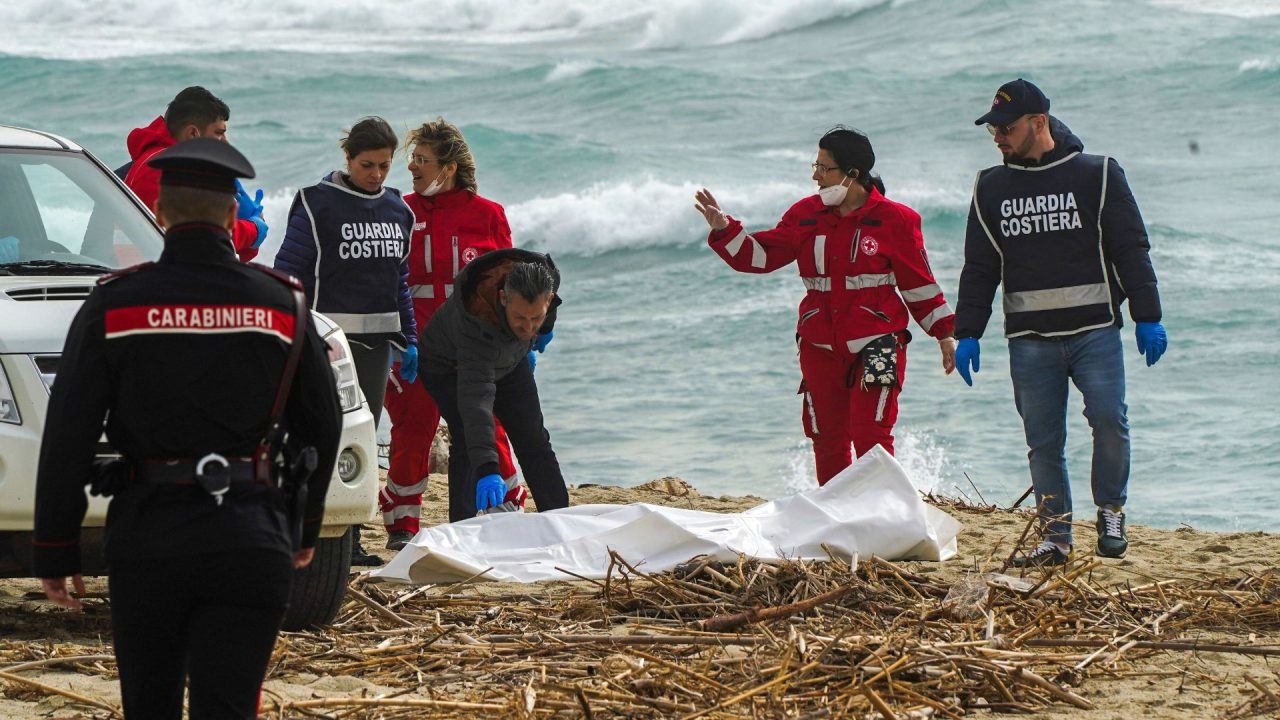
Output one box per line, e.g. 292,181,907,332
694,188,729,230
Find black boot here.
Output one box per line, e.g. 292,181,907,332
350,528,383,567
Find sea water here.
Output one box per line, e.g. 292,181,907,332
2,0,1277,531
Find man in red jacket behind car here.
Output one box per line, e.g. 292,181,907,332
123,86,268,262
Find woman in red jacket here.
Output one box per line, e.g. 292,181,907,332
695,127,957,485
381,118,525,548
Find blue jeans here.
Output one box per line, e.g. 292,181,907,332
1008,326,1129,546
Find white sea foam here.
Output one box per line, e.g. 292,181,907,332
508,177,803,255
0,0,887,59
509,175,969,256
636,0,887,48
780,429,950,496
1149,0,1280,18
251,187,301,268
754,149,813,163
546,60,608,82
1239,57,1280,73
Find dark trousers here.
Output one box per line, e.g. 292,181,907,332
350,341,392,425
108,550,293,719
422,357,569,522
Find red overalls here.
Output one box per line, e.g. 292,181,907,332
708,188,955,485
381,188,519,533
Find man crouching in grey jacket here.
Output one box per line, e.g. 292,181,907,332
420,247,569,522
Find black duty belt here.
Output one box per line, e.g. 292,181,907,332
137,453,269,506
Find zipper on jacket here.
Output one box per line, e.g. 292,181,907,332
424,234,432,274
861,306,891,323
799,308,820,325
452,235,460,278
850,228,862,263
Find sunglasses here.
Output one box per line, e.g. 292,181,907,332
986,115,1036,137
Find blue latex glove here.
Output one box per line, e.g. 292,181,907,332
397,345,419,384
532,330,554,353
475,473,506,512
235,180,265,221
0,236,18,263
955,338,980,386
1135,321,1167,367
249,215,268,248
527,350,537,373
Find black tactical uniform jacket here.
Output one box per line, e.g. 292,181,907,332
32,223,342,579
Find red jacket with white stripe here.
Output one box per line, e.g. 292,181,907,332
708,187,954,354
123,117,262,262
402,188,512,323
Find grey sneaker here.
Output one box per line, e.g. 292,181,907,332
385,530,414,552
1096,507,1128,558
1011,541,1072,568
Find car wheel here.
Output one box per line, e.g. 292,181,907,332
281,526,353,631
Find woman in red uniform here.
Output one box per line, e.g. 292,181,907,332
381,118,527,548
695,127,957,485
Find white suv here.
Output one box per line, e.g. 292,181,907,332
0,125,377,629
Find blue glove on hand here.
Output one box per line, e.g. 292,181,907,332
249,215,268,248
955,338,980,386
475,473,506,512
532,330,554,353
1135,322,1167,367
0,235,18,264
235,180,265,221
527,350,537,373
398,345,419,384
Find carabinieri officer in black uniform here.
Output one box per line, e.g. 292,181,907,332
32,138,342,719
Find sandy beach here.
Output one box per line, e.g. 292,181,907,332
2,472,1277,719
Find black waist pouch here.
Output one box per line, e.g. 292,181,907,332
850,332,909,390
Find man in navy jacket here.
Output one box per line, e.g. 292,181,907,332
954,79,1168,567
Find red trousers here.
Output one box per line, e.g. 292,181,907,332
798,338,907,486
381,366,517,534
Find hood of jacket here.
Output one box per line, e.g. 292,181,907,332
1007,115,1085,168
127,116,174,163
454,247,561,333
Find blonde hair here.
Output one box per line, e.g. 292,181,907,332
406,117,477,194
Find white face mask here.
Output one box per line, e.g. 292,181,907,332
818,175,854,206
420,175,446,197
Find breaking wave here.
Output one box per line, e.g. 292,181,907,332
0,0,889,59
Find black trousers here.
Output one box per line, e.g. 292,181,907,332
422,357,569,522
108,549,293,719
350,340,392,425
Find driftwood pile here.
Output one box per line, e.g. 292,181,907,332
3,501,1280,718
252,545,1279,719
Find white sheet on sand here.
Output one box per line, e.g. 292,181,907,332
370,445,961,585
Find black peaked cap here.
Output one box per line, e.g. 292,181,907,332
147,137,256,193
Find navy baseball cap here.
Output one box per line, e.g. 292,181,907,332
974,79,1050,126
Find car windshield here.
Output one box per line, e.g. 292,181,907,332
0,148,163,273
